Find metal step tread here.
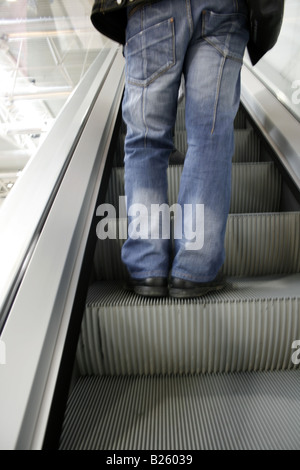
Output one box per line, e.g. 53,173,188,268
105,161,282,213
175,103,248,131
59,369,300,450
94,212,300,280
113,128,261,166
76,275,300,376
174,128,261,162
87,274,300,305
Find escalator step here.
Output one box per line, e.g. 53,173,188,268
105,161,281,213
174,129,261,162
112,128,260,167
230,162,281,213
93,212,300,280
59,370,300,450
175,103,247,131
76,275,300,376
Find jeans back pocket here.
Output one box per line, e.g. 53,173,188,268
126,17,175,87
202,10,249,62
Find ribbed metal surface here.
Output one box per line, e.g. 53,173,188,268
230,162,281,213
59,370,300,450
105,166,124,207
93,212,300,280
175,103,247,131
233,106,247,129
174,105,186,132
105,162,281,213
112,132,125,166
174,129,260,162
225,212,300,276
76,277,300,376
233,129,261,162
112,128,260,165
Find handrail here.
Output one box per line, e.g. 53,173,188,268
241,64,300,193
0,46,119,332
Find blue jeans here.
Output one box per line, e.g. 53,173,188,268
121,0,249,282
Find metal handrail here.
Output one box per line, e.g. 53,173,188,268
0,45,119,331
241,64,300,193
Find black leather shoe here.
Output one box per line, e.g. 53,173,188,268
126,277,168,297
169,148,185,165
169,273,225,299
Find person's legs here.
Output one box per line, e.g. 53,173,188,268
170,0,249,293
121,0,249,296
121,0,189,286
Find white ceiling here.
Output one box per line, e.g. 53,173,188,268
0,0,107,203
1,0,299,206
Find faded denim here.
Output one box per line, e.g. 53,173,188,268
121,0,249,282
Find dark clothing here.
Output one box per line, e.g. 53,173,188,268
91,0,284,65
246,0,285,65
90,0,284,285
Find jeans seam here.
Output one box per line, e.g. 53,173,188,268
127,62,176,87
128,4,143,19
211,55,226,135
128,0,162,19
211,17,236,133
141,6,144,30
185,0,193,39
203,37,243,63
210,15,243,133
142,87,148,147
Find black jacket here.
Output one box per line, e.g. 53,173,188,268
247,0,285,64
91,0,285,65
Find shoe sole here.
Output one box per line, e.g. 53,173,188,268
127,282,225,298
169,283,225,299
134,286,169,297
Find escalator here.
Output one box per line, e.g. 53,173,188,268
0,41,299,450
57,94,300,450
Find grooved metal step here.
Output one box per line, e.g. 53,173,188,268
93,212,300,281
59,370,300,450
105,162,281,213
76,276,300,376
175,103,248,130
175,101,247,131
229,162,281,213
174,129,261,162
112,128,260,167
